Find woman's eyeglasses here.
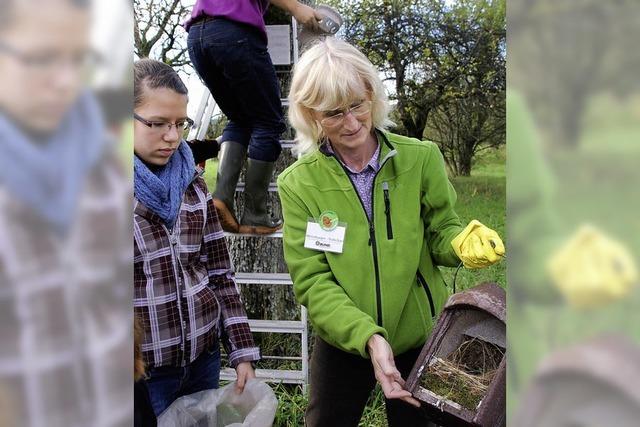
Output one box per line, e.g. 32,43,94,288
320,100,372,128
134,113,194,134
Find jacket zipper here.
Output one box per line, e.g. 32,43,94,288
417,271,435,318
382,181,393,240
331,146,396,328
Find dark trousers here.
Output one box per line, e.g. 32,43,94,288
145,346,221,416
306,337,431,427
187,17,286,162
134,379,157,427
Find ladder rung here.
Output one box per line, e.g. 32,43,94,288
220,368,305,384
261,355,302,361
248,319,304,334
236,182,278,192
224,230,283,238
235,272,292,285
281,140,295,149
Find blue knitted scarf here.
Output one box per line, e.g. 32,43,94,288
134,141,195,228
0,91,107,235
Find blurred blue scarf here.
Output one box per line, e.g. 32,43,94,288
134,141,195,228
0,91,107,235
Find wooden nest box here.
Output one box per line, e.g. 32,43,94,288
406,283,506,427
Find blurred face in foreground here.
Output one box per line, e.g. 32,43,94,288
134,86,189,167
0,0,91,134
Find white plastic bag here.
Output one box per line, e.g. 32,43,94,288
157,379,278,427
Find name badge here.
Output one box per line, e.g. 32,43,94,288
304,211,346,253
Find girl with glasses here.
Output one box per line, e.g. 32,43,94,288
133,58,260,417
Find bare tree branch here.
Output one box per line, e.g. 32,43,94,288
134,0,191,69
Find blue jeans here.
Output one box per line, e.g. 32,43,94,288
187,17,286,162
145,346,221,416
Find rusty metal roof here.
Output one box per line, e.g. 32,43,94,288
444,282,506,323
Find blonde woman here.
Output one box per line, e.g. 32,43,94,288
278,38,505,426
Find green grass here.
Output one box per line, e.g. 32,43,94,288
273,384,388,427
272,384,307,427
471,145,506,178
202,158,219,191
570,93,640,153
359,387,388,427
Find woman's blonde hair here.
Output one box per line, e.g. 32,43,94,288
288,37,394,156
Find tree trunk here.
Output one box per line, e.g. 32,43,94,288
399,101,429,139
458,157,472,176
457,140,474,176
555,90,586,149
227,147,299,321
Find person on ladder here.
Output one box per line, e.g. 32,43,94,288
185,0,322,234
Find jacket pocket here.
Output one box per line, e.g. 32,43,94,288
382,182,393,240
417,271,435,318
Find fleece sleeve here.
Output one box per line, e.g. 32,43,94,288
421,143,464,267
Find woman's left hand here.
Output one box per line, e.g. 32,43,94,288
367,334,421,407
235,361,256,394
451,220,505,269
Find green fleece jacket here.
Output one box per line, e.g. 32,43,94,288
277,130,463,358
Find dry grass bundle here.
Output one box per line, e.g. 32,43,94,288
420,337,504,410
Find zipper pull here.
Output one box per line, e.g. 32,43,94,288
382,182,393,239
383,182,390,213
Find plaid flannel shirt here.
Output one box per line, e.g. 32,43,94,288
134,171,259,368
0,152,132,426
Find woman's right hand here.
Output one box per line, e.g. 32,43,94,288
367,334,421,407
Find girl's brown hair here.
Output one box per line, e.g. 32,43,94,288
134,316,145,381
134,58,188,109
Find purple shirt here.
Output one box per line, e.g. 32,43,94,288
185,0,270,38
321,141,380,220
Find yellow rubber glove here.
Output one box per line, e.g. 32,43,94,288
451,220,505,269
548,224,638,309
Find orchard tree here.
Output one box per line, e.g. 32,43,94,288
509,0,640,148
134,0,191,68
424,0,506,176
